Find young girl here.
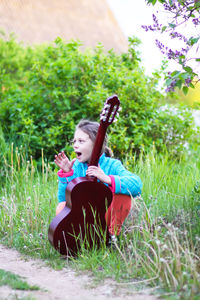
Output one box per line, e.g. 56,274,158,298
54,119,142,240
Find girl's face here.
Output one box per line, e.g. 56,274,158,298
73,129,94,163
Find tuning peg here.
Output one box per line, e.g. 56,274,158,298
100,110,107,117
104,104,110,111
100,115,106,121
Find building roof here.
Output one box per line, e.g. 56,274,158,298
0,0,128,52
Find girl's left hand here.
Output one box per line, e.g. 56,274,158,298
86,165,111,185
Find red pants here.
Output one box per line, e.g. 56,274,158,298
105,194,132,236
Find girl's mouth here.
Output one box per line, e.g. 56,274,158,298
76,152,82,159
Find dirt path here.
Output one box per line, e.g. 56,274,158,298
0,244,159,300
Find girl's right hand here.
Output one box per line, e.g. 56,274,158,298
54,151,76,173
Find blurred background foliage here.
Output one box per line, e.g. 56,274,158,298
0,34,199,163
167,79,200,106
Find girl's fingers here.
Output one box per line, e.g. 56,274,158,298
61,151,67,158
87,166,98,171
54,159,61,167
54,152,75,172
86,170,96,176
55,152,68,162
55,153,63,161
54,156,60,163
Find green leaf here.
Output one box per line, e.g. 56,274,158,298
146,0,157,5
176,80,183,89
183,66,193,73
180,72,190,80
161,26,167,32
171,70,181,78
169,23,176,29
182,86,189,95
166,78,173,86
189,82,195,89
188,37,200,46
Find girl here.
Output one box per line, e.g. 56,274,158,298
54,119,142,240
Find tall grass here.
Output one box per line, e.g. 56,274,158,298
0,144,200,298
0,144,64,267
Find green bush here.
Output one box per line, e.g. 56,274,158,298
0,35,197,160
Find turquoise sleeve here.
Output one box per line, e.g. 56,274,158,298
110,160,142,197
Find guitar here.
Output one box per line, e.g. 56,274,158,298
48,95,120,256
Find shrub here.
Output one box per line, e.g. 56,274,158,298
0,35,197,160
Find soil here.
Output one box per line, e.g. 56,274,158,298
0,244,160,300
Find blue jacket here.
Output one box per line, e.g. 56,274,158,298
57,153,142,203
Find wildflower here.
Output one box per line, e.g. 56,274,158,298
156,226,161,231
195,236,200,242
162,244,168,250
192,18,200,25
155,240,161,246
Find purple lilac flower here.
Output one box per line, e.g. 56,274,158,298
185,77,192,86
170,31,188,43
192,18,200,26
165,79,177,92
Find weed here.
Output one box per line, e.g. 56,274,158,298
0,269,39,290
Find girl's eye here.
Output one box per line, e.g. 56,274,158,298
72,139,85,145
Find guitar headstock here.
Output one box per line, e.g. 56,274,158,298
100,95,120,126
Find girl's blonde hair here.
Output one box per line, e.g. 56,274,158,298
76,119,112,157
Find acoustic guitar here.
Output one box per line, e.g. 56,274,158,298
48,95,120,256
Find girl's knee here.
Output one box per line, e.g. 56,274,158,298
56,202,65,215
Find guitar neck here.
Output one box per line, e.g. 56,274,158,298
88,95,120,167
89,123,107,167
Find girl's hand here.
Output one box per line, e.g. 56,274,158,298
86,165,111,185
54,151,76,173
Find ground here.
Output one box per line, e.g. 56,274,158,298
0,244,159,300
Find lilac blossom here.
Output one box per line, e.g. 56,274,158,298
143,0,200,92
192,18,200,26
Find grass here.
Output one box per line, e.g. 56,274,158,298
0,269,39,290
0,144,200,299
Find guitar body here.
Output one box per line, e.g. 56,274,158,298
48,95,120,256
48,177,113,256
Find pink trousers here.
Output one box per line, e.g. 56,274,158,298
105,194,132,236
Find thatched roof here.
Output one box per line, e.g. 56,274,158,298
0,0,128,52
